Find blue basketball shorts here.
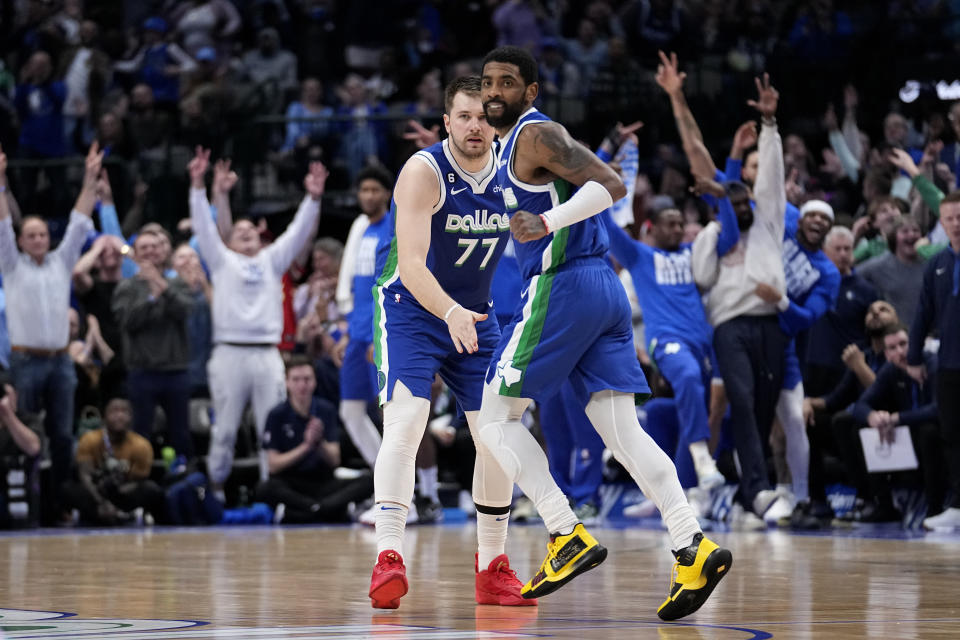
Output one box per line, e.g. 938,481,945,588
487,257,650,402
374,297,501,413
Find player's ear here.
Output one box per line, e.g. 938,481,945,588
443,113,451,135
525,82,539,106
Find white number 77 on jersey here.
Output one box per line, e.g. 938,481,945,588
455,238,499,270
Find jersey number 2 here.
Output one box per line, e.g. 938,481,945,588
455,238,498,270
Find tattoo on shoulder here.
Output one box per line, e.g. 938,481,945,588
530,124,591,173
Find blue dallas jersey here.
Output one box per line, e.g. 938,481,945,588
780,205,841,337
599,210,713,348
374,138,510,313
348,215,389,343
495,108,609,280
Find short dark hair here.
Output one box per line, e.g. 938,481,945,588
355,165,393,191
140,222,172,243
725,181,751,199
482,46,538,86
882,323,909,339
285,354,315,375
444,76,481,114
650,207,682,225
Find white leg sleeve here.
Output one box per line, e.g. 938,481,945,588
776,382,809,501
464,410,513,508
340,399,383,469
585,389,700,550
465,409,514,567
477,382,578,535
374,381,431,506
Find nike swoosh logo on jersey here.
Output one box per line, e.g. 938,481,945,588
936,267,947,275
488,300,494,307
451,186,467,195
520,287,529,298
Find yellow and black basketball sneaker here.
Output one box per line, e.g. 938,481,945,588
657,533,732,621
520,523,607,599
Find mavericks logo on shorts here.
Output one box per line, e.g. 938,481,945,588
496,360,522,387
378,370,387,391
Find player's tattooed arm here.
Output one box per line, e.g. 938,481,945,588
521,121,626,201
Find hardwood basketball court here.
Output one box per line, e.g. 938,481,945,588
1,522,958,639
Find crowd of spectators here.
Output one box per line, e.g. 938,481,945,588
0,0,958,531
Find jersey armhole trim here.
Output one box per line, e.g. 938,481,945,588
411,152,446,214
507,120,559,194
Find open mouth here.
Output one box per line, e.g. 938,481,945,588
486,102,505,112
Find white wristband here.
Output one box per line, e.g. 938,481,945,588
539,180,614,233
776,294,790,312
444,303,462,321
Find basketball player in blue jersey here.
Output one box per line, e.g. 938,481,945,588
476,46,731,621
337,168,393,474
599,206,725,494
368,77,533,610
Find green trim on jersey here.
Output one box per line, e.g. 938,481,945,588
497,225,571,397
372,232,399,401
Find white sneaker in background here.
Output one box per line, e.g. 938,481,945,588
458,490,476,517
727,503,766,531
623,496,657,518
923,507,960,531
685,487,711,520
762,496,794,524
510,496,539,522
697,471,726,493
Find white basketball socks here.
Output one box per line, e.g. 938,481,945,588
375,503,409,556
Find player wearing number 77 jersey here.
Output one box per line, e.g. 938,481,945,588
367,76,534,610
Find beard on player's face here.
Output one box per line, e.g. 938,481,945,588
450,134,488,160
483,94,525,130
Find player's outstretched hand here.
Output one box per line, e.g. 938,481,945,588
304,161,329,200
187,146,211,188
510,210,548,243
446,306,486,354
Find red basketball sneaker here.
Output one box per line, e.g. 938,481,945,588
370,550,408,609
475,553,538,606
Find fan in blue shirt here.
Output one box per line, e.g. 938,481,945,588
600,206,723,491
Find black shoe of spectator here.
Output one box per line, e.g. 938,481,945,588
788,500,823,530
414,496,443,524
846,500,901,524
